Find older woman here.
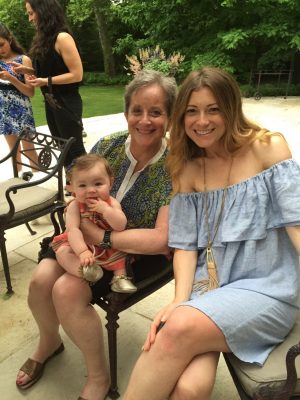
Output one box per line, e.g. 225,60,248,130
16,69,177,400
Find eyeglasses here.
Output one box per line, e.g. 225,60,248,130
129,109,166,119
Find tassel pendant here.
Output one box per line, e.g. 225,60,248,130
206,246,219,290
192,246,220,295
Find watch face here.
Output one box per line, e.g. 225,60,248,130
101,242,111,249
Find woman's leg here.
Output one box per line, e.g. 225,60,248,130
170,352,220,400
44,94,86,167
4,134,22,171
16,258,65,385
124,305,230,400
53,273,110,400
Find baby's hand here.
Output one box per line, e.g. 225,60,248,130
88,198,109,214
79,249,95,266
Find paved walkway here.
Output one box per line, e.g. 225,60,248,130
0,97,299,400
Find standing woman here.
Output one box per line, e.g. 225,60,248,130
0,22,38,174
14,0,86,167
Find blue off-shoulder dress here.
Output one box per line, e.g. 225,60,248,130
169,159,300,366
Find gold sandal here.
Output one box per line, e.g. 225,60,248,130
16,343,64,390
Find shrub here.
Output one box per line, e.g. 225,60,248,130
125,45,185,78
82,72,130,86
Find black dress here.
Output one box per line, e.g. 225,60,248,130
35,33,86,167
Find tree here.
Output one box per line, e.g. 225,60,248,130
0,0,34,51
93,0,116,75
67,0,116,76
114,0,300,80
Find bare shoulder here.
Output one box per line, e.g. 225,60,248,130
22,55,32,67
178,159,201,192
252,133,292,169
66,199,79,212
56,32,74,42
55,32,76,50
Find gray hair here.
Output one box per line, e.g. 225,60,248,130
124,69,177,117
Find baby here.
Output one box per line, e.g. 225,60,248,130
52,153,137,293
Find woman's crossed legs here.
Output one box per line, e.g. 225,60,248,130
124,305,229,400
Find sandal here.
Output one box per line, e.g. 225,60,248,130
16,342,65,390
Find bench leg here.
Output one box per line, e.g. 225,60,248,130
25,222,37,235
0,231,14,294
106,310,120,399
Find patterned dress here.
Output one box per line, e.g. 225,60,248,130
0,55,35,135
169,159,300,365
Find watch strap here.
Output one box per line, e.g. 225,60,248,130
100,230,112,249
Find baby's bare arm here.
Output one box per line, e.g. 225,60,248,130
66,201,91,255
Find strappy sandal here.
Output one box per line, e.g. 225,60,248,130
16,342,64,390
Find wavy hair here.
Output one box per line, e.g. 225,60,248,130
0,22,24,56
26,0,71,59
168,67,270,192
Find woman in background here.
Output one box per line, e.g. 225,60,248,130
13,0,86,167
0,22,38,176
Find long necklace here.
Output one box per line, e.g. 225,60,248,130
200,156,233,293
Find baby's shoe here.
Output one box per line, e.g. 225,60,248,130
110,275,137,293
81,264,103,283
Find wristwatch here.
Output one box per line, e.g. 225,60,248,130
100,230,112,249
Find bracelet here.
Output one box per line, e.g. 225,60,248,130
47,76,52,88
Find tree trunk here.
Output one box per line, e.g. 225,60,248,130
93,0,116,76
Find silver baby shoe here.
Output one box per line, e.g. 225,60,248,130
81,264,104,283
110,275,137,293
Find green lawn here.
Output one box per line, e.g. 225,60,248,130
31,85,125,127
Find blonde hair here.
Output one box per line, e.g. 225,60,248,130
67,154,113,183
168,67,271,192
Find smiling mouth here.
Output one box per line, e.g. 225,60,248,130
137,129,154,135
194,129,214,136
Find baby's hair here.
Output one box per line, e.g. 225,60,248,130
67,154,113,183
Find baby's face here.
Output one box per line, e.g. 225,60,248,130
71,163,111,203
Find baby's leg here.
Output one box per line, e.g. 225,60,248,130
114,267,126,276
111,268,137,293
56,246,82,278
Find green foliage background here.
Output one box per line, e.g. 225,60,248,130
0,0,300,84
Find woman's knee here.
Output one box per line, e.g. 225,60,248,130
161,307,202,347
171,352,219,400
171,377,214,400
52,274,91,310
28,259,61,305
